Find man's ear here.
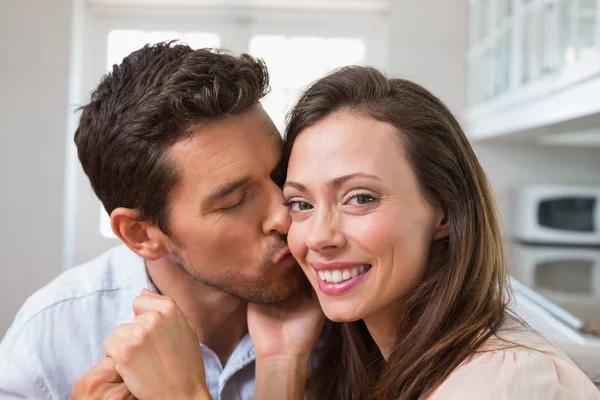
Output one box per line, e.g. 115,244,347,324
433,208,449,241
110,208,168,260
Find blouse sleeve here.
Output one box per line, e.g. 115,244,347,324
429,348,600,400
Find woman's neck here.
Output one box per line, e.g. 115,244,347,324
362,301,406,360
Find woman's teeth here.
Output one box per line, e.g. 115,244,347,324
318,265,370,283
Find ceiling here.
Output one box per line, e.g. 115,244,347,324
85,0,390,11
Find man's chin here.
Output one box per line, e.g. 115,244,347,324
242,272,310,305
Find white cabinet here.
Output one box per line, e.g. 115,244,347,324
466,0,600,142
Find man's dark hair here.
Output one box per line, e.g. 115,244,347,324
74,42,270,235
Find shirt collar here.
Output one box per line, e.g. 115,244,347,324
114,246,153,326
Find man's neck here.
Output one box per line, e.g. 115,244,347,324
145,257,249,366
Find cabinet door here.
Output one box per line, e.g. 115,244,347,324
521,8,541,83
554,0,597,71
576,0,598,61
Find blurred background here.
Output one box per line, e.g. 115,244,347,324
1,0,599,382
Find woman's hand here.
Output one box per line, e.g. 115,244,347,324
103,289,211,400
247,291,326,400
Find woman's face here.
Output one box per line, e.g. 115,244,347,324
284,111,447,323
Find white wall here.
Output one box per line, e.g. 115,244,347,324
387,0,468,119
0,0,75,335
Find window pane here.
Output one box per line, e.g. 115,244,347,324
577,0,597,56
494,31,511,96
479,0,491,41
496,0,512,26
250,35,366,132
558,0,576,69
521,11,536,83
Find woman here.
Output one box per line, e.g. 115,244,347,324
282,66,599,399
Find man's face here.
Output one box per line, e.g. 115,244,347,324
162,105,305,303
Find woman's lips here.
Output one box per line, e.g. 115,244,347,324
310,262,372,295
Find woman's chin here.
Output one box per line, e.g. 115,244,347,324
322,304,364,323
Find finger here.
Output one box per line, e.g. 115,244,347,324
103,335,124,361
132,293,179,317
141,288,161,297
112,385,137,400
133,289,163,317
90,358,123,384
112,322,139,340
137,306,200,341
133,292,200,339
97,357,123,384
133,289,169,317
71,358,124,399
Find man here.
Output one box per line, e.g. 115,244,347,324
0,42,323,399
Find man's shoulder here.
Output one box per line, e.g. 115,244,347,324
0,245,148,399
5,245,146,340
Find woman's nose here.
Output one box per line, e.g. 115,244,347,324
305,211,346,253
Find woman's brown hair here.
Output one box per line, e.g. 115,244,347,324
284,66,510,399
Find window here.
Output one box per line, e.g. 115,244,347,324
250,35,366,132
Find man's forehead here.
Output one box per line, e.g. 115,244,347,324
167,113,282,189
172,108,280,153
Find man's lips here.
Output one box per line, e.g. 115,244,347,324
273,247,294,264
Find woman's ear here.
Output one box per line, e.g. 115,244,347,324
110,208,169,260
433,208,449,240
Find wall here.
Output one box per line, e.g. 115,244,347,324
0,0,75,335
387,0,468,118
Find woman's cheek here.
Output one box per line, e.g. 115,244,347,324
345,213,397,251
287,221,307,265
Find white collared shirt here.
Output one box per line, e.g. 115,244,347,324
0,245,257,400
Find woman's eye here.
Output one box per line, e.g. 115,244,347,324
347,194,376,206
284,200,313,212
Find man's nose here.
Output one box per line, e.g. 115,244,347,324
262,185,291,236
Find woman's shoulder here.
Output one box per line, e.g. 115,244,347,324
429,323,600,400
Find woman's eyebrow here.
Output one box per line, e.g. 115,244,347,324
284,173,380,192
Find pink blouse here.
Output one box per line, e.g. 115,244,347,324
430,323,599,399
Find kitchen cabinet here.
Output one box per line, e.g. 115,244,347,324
466,0,600,142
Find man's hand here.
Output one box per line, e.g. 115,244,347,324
71,358,134,400
248,291,326,400
102,289,211,400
